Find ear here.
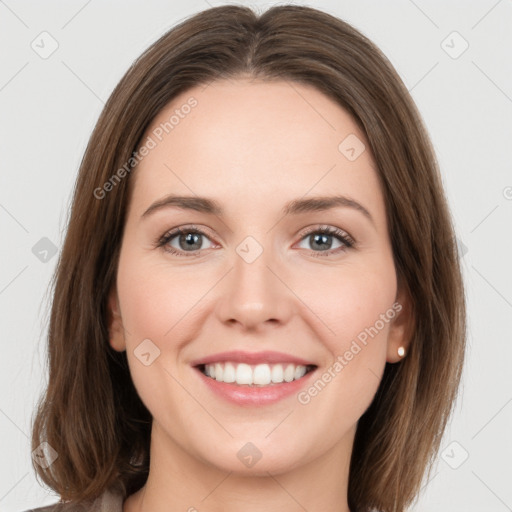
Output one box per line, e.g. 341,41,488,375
107,286,126,352
386,280,414,363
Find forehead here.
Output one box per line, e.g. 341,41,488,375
129,78,385,227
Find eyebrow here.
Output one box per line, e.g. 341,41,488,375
141,194,374,225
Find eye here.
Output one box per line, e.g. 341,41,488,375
156,224,355,258
296,225,355,257
156,225,215,256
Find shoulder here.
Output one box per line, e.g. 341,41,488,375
21,486,125,512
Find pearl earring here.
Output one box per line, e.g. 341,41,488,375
397,346,406,357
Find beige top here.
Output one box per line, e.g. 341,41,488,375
23,488,125,512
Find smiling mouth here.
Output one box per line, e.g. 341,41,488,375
196,362,317,387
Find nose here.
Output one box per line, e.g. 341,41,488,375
215,242,295,332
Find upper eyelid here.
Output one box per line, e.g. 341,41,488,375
298,224,351,237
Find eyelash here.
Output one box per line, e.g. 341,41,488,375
155,224,355,258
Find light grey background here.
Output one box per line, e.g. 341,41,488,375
1,1,511,511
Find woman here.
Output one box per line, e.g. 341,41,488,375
27,4,466,512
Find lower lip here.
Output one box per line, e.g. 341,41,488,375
194,367,317,406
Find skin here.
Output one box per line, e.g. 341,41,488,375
108,77,413,512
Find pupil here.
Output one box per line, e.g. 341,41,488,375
181,233,201,250
312,233,331,250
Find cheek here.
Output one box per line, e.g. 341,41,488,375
116,252,206,343
115,253,203,422
299,258,397,356
294,268,396,435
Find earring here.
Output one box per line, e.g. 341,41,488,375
397,346,406,358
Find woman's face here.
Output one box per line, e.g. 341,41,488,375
108,78,411,475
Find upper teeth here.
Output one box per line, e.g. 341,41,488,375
203,362,308,386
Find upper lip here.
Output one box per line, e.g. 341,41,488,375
190,350,317,367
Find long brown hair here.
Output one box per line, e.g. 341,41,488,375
31,5,466,511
